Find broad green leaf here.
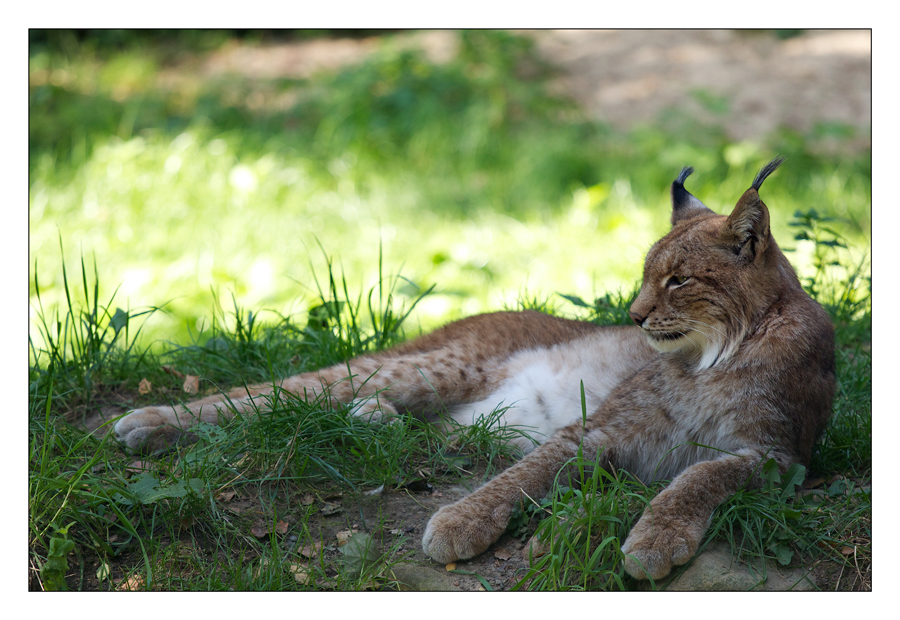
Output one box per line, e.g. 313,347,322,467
779,508,802,520
110,307,129,334
762,458,780,492
40,536,76,591
113,473,203,506
827,479,847,497
772,542,793,566
339,533,381,577
778,463,806,500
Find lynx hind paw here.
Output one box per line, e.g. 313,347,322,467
422,501,507,564
113,407,186,453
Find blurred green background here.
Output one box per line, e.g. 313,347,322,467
29,29,871,349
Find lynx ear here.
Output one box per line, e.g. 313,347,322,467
720,156,785,261
671,166,714,225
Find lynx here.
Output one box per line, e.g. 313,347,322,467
114,157,835,580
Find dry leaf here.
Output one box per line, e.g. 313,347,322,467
320,502,342,516
161,365,186,379
299,493,315,506
183,375,200,394
250,519,288,538
138,378,152,394
289,563,313,585
523,533,550,559
96,561,111,581
117,575,145,591
216,490,237,502
494,548,512,561
300,542,323,559
841,546,855,555
336,529,359,545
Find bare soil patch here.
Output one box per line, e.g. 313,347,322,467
528,30,870,145
186,29,870,149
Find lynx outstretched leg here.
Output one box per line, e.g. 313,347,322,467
113,344,497,453
114,392,401,453
113,311,600,453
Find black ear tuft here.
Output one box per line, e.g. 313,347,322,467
670,165,712,224
676,166,694,186
671,166,694,209
751,155,786,191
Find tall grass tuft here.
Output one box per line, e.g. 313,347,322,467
30,245,159,421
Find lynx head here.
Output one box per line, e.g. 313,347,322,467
629,157,790,370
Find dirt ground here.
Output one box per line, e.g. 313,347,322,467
78,30,871,591
293,471,538,592
194,29,871,149
82,400,538,591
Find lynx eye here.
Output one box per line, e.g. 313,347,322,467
666,275,689,288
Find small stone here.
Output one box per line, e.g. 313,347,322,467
392,565,463,591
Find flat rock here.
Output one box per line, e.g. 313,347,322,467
390,565,463,592
646,542,817,591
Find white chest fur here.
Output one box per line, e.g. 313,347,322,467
446,331,649,453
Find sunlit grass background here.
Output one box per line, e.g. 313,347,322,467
29,30,870,349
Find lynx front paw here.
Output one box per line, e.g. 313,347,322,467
620,508,703,580
422,499,510,564
113,407,188,453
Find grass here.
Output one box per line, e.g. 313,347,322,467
28,30,870,591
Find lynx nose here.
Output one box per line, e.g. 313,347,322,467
629,311,646,327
